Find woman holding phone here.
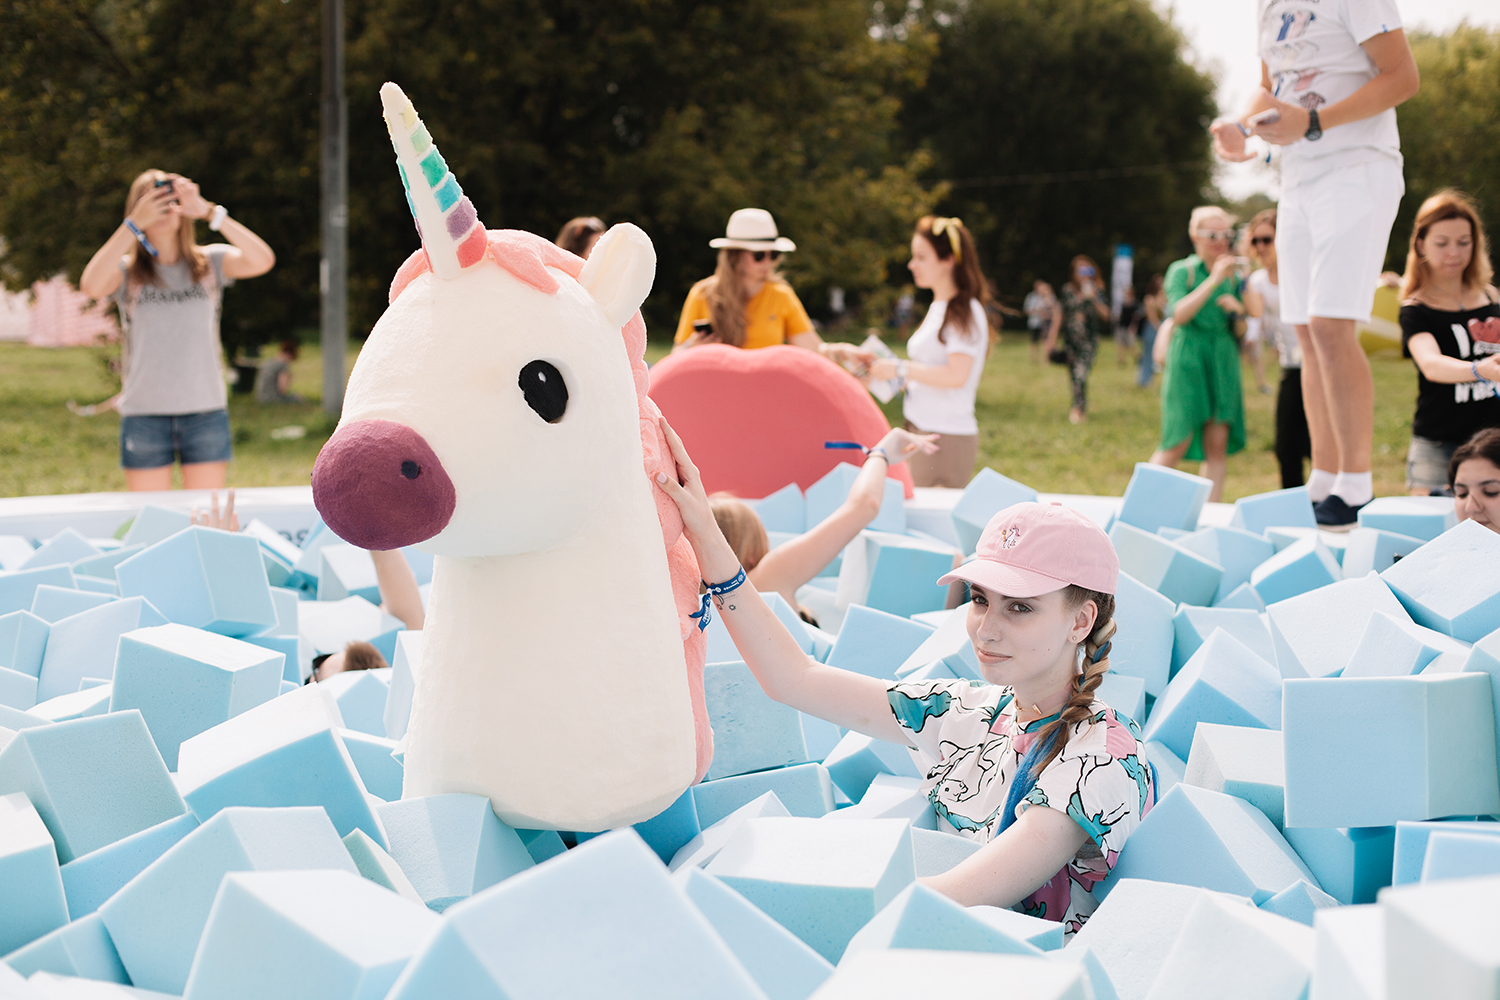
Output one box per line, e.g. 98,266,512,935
1044,256,1110,424
80,170,275,491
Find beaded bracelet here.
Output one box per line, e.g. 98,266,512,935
690,565,748,631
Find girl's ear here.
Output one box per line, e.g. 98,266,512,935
1072,599,1099,643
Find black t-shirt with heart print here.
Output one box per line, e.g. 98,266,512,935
1400,297,1500,444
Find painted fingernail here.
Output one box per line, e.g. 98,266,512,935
656,473,668,484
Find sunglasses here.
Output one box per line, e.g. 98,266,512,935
1250,236,1275,247
1196,229,1236,241
749,250,782,263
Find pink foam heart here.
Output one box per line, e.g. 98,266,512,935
1469,316,1500,344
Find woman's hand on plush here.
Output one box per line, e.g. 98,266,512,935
876,428,939,465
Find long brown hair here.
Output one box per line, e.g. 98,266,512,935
709,494,770,571
555,216,605,258
915,216,991,344
124,170,208,287
1031,586,1119,776
694,248,775,349
1402,189,1494,301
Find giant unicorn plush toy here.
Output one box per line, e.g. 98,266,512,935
311,83,711,831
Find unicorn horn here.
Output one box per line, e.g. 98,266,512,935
380,82,487,280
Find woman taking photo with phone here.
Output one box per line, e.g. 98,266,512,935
1043,256,1110,424
80,170,274,491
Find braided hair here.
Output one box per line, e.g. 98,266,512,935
1030,585,1118,776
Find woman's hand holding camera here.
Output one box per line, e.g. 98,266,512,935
171,176,215,222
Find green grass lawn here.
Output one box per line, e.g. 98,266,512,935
0,334,1416,500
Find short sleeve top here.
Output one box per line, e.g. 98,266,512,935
1247,269,1301,369
673,278,814,350
1400,297,1500,443
1165,256,1241,342
887,677,1156,936
902,299,988,436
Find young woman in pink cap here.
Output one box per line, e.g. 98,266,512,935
655,418,1155,936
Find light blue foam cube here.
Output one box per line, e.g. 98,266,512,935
895,604,980,683
1249,535,1341,605
1256,879,1339,928
181,868,439,1000
669,790,791,873
1463,628,1500,800
1265,572,1412,680
1391,819,1500,885
33,597,166,703
122,506,192,549
0,705,51,732
1097,672,1146,723
1214,581,1267,611
1379,872,1500,1000
1146,741,1186,796
950,468,1039,555
629,787,702,865
1111,571,1175,698
1171,606,1275,678
1,911,129,985
116,527,276,638
296,597,402,659
375,794,533,913
1343,610,1471,678
827,605,936,680
1116,463,1213,535
843,881,1046,960
823,730,921,803
59,812,199,919
241,519,303,585
385,829,766,1000
1143,893,1315,997
316,668,390,738
824,774,936,830
1098,783,1318,905
97,805,357,995
0,711,184,865
805,462,905,535
911,827,983,878
338,730,403,802
704,660,809,780
70,545,144,583
1183,723,1285,829
693,762,835,828
1356,495,1457,541
383,631,422,740
1109,522,1223,607
29,685,116,723
836,531,957,618
29,587,113,625
1341,526,1425,579
0,666,37,710
747,483,806,534
316,545,381,604
1280,825,1394,904
0,566,77,617
704,590,817,664
0,611,50,679
174,684,387,848
679,867,833,1000
1282,673,1500,828
342,828,423,903
0,536,37,572
706,816,915,963
19,530,100,572
1383,518,1500,642
1230,486,1317,535
110,624,284,770
0,791,70,955
1178,525,1276,604
1142,629,1283,760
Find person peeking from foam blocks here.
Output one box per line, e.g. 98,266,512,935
657,421,1155,938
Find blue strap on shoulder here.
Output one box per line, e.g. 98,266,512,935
997,726,1060,837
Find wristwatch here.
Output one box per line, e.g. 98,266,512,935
1304,108,1323,142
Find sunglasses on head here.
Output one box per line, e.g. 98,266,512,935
749,250,782,263
1250,236,1275,247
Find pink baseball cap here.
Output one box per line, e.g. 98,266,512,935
939,502,1119,597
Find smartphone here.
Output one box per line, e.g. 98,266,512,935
153,178,175,193
1248,108,1281,128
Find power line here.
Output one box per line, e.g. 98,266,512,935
942,160,1207,189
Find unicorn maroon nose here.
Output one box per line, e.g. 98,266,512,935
312,419,456,551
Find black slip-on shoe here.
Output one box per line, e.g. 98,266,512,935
1313,493,1368,530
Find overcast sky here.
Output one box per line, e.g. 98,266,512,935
1161,0,1500,199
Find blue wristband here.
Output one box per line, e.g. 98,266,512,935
690,566,748,632
123,219,160,259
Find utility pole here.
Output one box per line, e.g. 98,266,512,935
320,0,347,415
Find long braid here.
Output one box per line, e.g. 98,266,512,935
1032,589,1117,776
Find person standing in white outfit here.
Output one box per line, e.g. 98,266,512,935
865,216,991,487
1210,0,1418,527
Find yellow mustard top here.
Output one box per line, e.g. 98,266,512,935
673,278,814,350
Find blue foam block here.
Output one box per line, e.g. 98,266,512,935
706,816,915,963
59,812,200,919
670,791,792,872
1171,606,1275,679
1116,463,1213,535
1,912,128,984
296,597,403,659
1145,892,1315,997
844,881,1045,960
0,536,37,572
805,462,905,535
338,729,404,802
1379,872,1500,999
1249,535,1342,605
19,530,100,572
385,830,766,1000
316,544,381,604
705,590,817,663
704,660,809,780
1391,819,1500,885
0,566,77,617
1280,825,1394,905
376,793,533,912
1097,672,1146,723
910,827,983,879
72,575,120,596
116,527,277,638
1142,629,1282,760
1146,741,1186,796
800,711,844,762
122,506,193,548
383,631,422,740
341,829,424,903
1341,527,1425,579
0,711,185,864
0,611,50,679
1463,629,1500,797
1383,519,1500,642
693,762,835,828
29,684,114,723
70,545,144,582
1108,522,1222,607
514,828,567,865
823,731,921,802
175,684,387,848
1229,486,1317,535
181,868,439,1000
0,705,51,732
0,666,37,710
746,483,807,535
950,468,1039,555
826,605,936,680
895,604,981,683
29,586,113,625
316,667,390,738
1177,526,1275,604
629,787,701,865
110,623,284,770
824,774,936,830
1343,610,1471,678
0,791,70,955
1265,572,1412,680
679,868,833,1000
34,597,166,703
97,805,357,995
1356,495,1457,541
836,531,957,618
1111,571,1175,698
1282,674,1500,828
1184,723,1285,830
1256,879,1338,927
1098,783,1318,904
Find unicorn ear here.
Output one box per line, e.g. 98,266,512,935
578,224,656,327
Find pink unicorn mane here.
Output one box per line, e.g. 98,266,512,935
388,230,713,783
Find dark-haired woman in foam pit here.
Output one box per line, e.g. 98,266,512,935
1451,428,1500,535
655,418,1155,937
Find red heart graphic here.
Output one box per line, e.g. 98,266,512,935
1470,317,1500,344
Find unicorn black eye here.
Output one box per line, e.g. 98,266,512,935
519,360,568,424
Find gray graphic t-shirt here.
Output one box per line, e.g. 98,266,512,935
111,245,234,416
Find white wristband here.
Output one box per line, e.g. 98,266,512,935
208,205,228,232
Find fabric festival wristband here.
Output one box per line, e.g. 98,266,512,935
123,219,159,259
1473,362,1494,385
690,566,748,632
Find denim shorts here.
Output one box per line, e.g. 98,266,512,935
120,410,233,469
1406,434,1456,493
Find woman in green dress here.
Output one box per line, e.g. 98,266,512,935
1149,206,1247,502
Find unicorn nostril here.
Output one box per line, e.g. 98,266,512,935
401,460,420,480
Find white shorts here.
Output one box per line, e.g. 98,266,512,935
1277,157,1404,326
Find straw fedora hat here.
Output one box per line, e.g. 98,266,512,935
709,208,797,252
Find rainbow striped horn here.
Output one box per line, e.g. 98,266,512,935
380,82,487,280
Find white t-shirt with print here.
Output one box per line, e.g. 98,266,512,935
1258,0,1403,185
903,298,988,436
1248,268,1302,369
